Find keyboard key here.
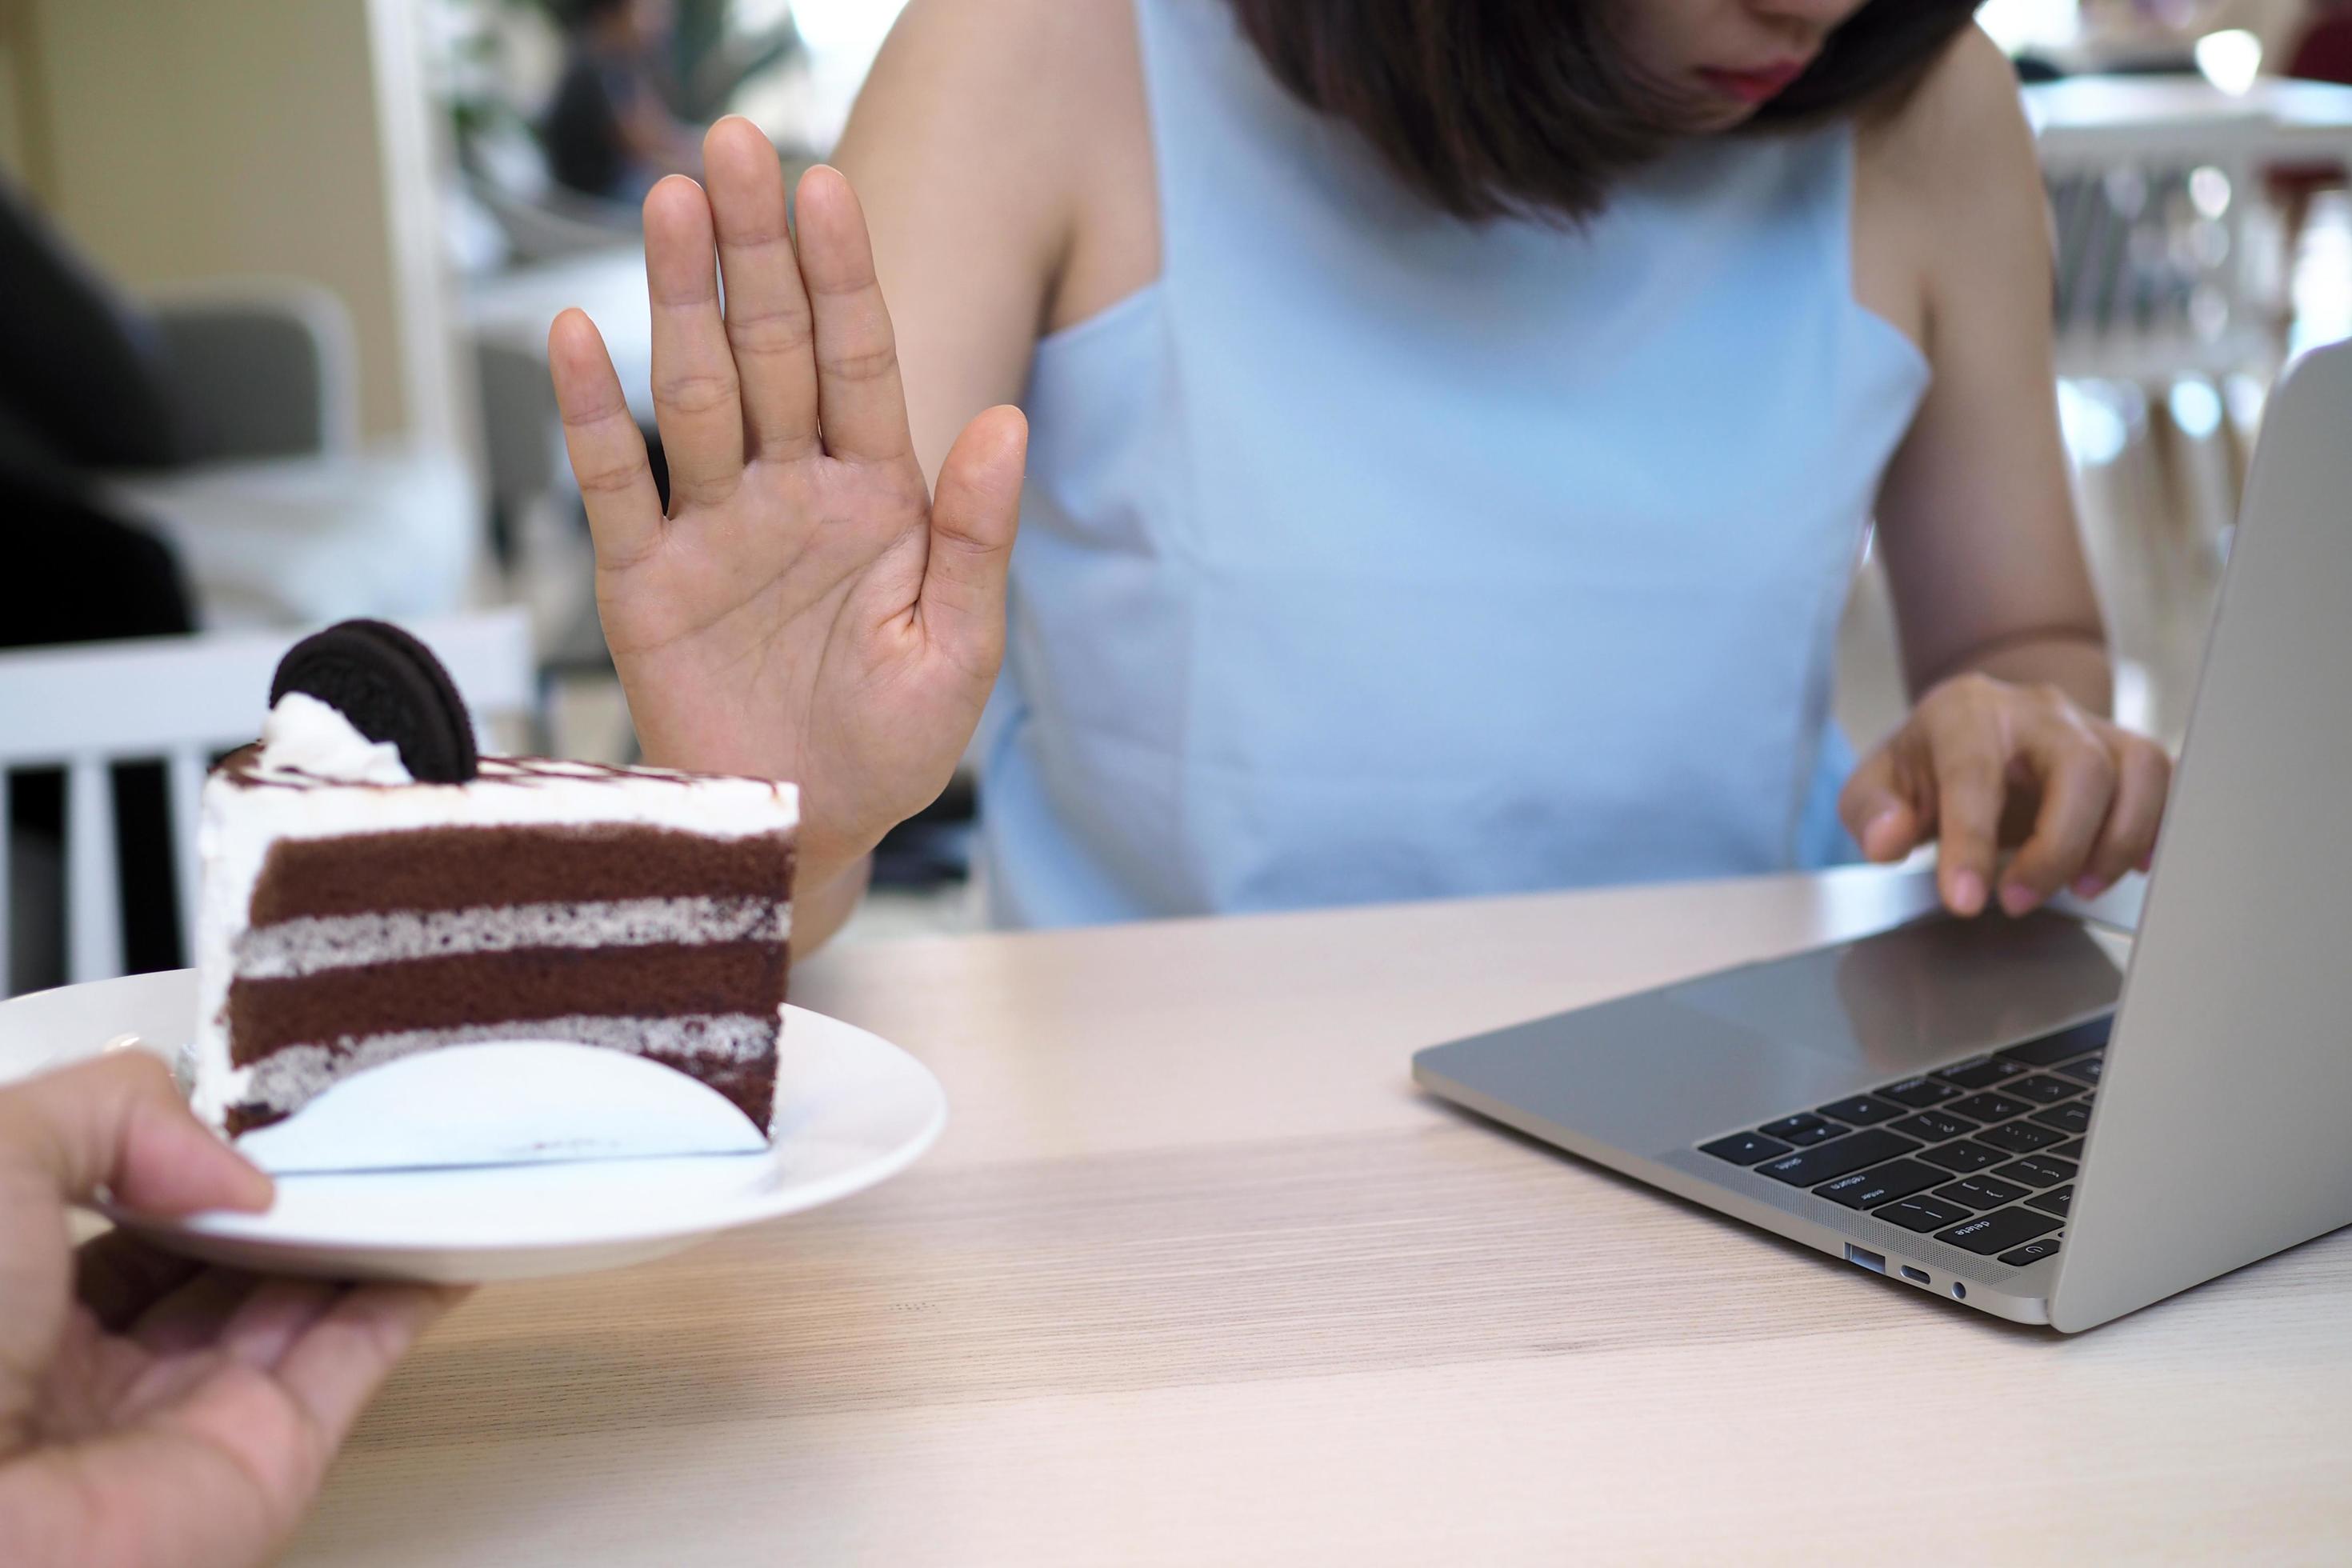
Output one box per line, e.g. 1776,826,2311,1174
1878,1194,1974,1233
1701,1131,1794,1166
1757,1129,1921,1186
2054,1054,2104,1086
1977,1118,2065,1154
2050,1138,2086,1158
1938,1206,2064,1254
1816,1094,1902,1126
1948,1092,2032,1124
2026,1186,2074,1218
1994,1155,2078,1189
2006,1074,2082,1106
1935,1175,2030,1210
1890,1109,1978,1142
1922,1140,2008,1174
2030,1103,2093,1135
2000,1238,2062,1266
1759,1113,1845,1146
1816,1158,1947,1210
1997,1014,2113,1067
1878,1074,1962,1109
1938,1055,2029,1090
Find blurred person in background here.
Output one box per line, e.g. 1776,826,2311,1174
550,0,2174,953
543,0,705,202
2,176,197,981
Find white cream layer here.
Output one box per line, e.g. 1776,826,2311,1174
231,896,790,981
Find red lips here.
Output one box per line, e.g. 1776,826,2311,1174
1695,59,1811,106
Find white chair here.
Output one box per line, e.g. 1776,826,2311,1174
0,608,536,994
96,278,479,632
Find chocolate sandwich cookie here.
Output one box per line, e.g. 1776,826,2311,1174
270,618,480,782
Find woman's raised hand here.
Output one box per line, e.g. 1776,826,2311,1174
548,117,1026,889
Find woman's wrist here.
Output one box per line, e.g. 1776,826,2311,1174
788,850,874,958
1926,630,2113,720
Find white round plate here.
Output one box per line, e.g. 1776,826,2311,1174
0,970,946,1282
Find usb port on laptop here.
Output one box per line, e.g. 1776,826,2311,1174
1845,1244,1887,1274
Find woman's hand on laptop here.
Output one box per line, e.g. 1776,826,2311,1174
546,119,1028,901
1840,672,2171,919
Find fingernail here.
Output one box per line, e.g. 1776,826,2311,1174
2073,874,2107,899
2000,881,2038,917
2137,852,2154,874
1950,870,1986,916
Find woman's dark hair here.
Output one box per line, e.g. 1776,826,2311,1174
1226,0,1984,222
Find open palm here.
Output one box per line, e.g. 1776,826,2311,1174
547,118,1027,879
0,1054,457,1568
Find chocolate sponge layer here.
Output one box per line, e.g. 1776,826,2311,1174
248,824,794,923
226,940,786,1062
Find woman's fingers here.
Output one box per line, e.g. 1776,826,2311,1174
1998,714,2117,914
548,308,664,570
2076,725,2172,894
792,166,917,465
643,175,746,508
920,406,1029,678
703,118,818,462
1924,717,2006,918
1838,746,1922,863
1894,676,2171,916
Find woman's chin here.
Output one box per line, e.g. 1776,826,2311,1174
1685,99,1762,134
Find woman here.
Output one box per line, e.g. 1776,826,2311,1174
547,0,2171,953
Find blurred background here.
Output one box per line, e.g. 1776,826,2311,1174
3,0,2350,995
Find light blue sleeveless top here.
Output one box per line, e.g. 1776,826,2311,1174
978,0,1930,927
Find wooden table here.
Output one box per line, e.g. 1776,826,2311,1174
290,867,2352,1563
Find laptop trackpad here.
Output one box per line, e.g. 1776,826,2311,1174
1419,911,2127,1156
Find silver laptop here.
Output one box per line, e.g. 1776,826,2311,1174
1414,338,2352,1331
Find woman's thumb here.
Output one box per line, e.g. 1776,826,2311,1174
920,405,1028,676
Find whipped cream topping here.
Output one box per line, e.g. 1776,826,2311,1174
259,692,414,785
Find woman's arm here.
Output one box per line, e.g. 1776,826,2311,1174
1866,29,2109,713
546,2,1101,960
778,0,1133,949
1843,29,2171,916
834,0,1136,484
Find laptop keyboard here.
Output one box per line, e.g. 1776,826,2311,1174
1698,1013,2110,1268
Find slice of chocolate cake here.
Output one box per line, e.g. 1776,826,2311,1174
189,622,796,1144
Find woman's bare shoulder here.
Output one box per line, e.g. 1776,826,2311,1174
1853,26,2047,355
849,0,1142,177
839,0,1154,329
1855,25,2039,213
